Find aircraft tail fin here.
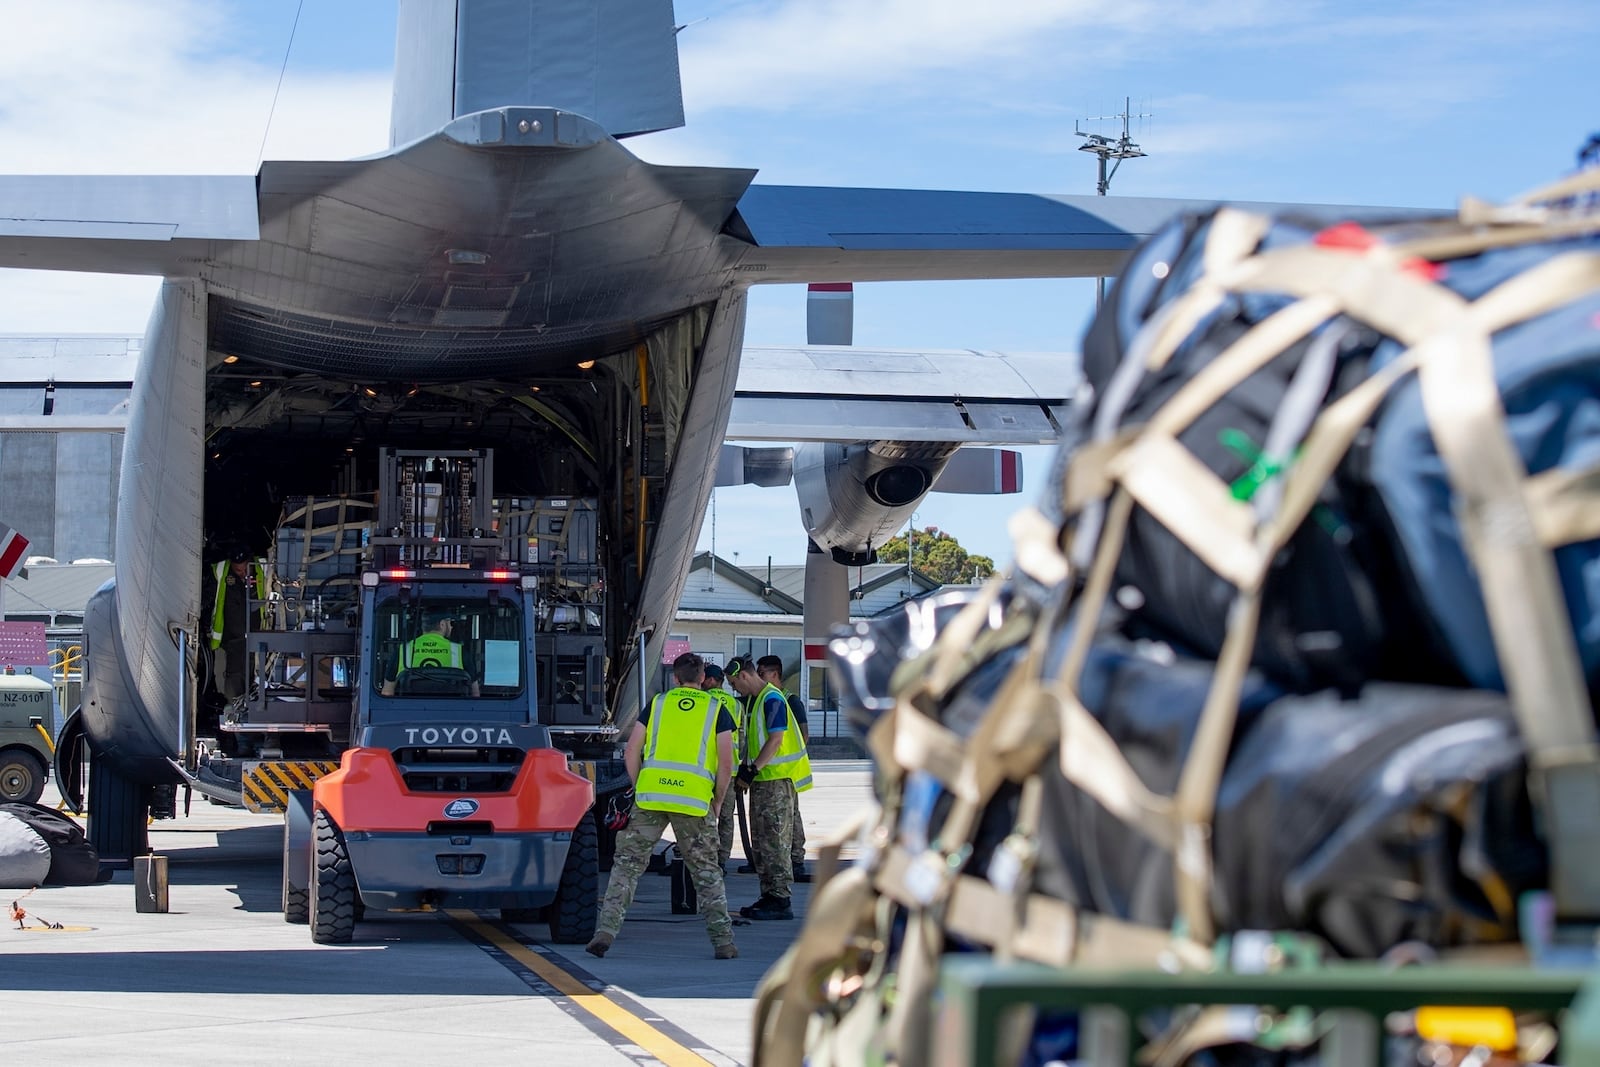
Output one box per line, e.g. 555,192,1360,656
391,0,685,148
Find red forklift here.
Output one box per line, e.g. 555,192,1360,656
280,449,598,944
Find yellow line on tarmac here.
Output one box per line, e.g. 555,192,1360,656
449,911,714,1067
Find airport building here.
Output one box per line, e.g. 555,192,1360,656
668,552,954,743
3,549,953,746
0,336,136,564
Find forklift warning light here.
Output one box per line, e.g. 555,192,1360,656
383,568,417,580
483,570,513,580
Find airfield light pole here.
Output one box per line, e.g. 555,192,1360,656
1077,98,1150,307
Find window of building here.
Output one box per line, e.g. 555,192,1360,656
733,637,802,679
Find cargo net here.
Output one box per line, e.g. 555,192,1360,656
753,167,1600,1065
270,495,376,625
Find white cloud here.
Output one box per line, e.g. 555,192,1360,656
0,2,391,174
675,0,1292,116
0,0,392,333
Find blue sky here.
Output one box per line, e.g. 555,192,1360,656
0,0,1595,566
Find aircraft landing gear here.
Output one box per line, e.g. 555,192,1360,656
87,755,150,864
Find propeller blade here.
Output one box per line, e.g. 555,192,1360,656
806,282,853,346
714,443,794,487
929,447,1023,494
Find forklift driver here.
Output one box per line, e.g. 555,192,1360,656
382,609,480,697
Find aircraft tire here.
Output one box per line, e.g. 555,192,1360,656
87,754,150,863
547,815,598,944
310,809,356,944
0,749,47,805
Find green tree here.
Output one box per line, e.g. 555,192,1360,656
877,525,994,585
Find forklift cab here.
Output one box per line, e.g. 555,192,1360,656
363,578,537,720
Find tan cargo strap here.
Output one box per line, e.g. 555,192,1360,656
1244,249,1600,765
1191,247,1600,935
874,843,1212,972
878,583,1076,1059
1394,167,1600,259
1145,295,1342,442
1008,506,1071,589
1052,683,1176,848
1397,212,1600,263
1146,209,1274,375
1512,164,1600,207
754,192,1600,1066
916,574,1007,700
1055,227,1600,940
985,774,1044,962
1525,461,1600,548
758,595,1058,1066
753,805,889,1067
752,865,879,1067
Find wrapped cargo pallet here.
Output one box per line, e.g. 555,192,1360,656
754,166,1600,1065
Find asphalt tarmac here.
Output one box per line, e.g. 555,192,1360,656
1,760,876,1066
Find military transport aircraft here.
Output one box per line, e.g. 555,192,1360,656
0,0,1381,858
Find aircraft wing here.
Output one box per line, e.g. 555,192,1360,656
728,184,1422,284
725,344,1072,444
0,175,259,275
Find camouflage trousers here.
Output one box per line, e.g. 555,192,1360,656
596,805,732,947
719,783,805,872
748,778,795,901
716,787,737,867
791,788,807,867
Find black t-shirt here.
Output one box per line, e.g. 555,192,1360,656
640,690,735,734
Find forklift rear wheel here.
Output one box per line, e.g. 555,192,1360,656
547,816,599,944
310,809,357,944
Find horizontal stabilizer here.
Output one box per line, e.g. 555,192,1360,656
0,175,258,275
930,448,1023,495
715,444,794,487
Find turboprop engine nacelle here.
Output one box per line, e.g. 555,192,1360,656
791,440,958,566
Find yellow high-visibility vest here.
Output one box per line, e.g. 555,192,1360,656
709,686,744,754
637,687,720,816
746,682,812,791
400,632,463,669
209,560,268,649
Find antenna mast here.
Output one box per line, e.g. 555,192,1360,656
1077,97,1151,305
706,491,717,590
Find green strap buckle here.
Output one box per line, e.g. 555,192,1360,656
1219,428,1286,502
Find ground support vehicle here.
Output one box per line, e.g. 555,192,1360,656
0,672,54,805
219,448,613,943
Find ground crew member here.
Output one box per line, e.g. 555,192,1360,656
701,662,744,869
382,610,478,696
588,652,738,959
208,547,268,700
758,654,813,883
727,655,811,920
